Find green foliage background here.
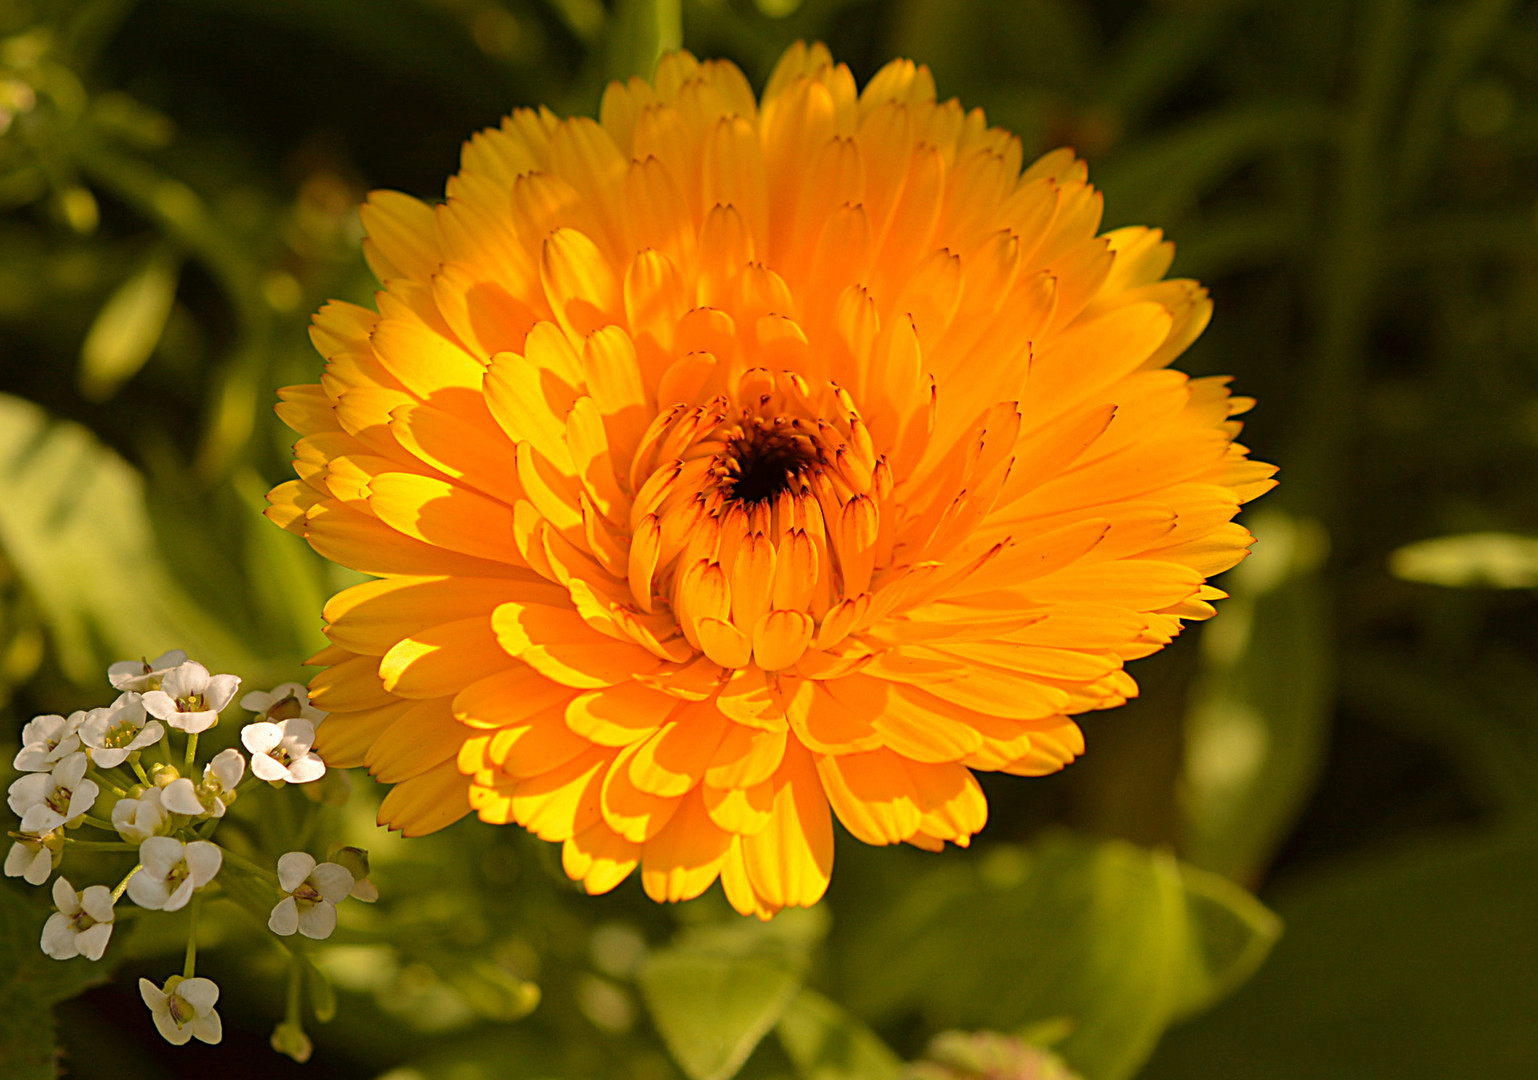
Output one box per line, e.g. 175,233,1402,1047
1,0,1535,1077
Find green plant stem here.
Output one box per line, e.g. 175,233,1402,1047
76,813,118,832
88,769,129,798
129,758,150,786
183,731,199,776
62,838,137,851
183,892,201,978
216,844,280,884
111,864,141,902
286,950,305,1027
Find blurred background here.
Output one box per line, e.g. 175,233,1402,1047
1,0,1535,1078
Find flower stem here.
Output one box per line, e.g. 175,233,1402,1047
111,864,141,902
76,814,119,833
88,769,129,798
130,759,151,787
183,893,202,978
215,844,279,884
183,732,199,776
62,838,137,851
286,950,305,1027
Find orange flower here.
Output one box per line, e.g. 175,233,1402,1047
267,43,1274,917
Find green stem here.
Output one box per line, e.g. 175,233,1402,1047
75,814,119,833
88,769,129,798
183,732,199,776
129,759,151,787
62,838,137,851
286,951,305,1026
111,864,141,902
183,893,202,978
216,845,280,884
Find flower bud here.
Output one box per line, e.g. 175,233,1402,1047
150,763,181,787
270,1020,312,1063
326,844,377,902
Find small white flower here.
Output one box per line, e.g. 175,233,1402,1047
7,752,99,833
4,829,62,886
268,852,353,939
161,749,245,818
13,712,84,772
141,661,240,734
242,718,325,783
41,876,115,960
240,682,327,727
78,695,165,768
108,649,189,692
125,837,221,911
111,786,172,843
140,975,222,1046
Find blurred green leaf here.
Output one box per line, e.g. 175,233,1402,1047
1179,510,1333,882
1387,531,1538,589
77,244,179,401
837,834,1279,1080
606,0,681,82
0,883,113,1080
638,908,827,1080
776,989,901,1080
0,393,259,687
1144,830,1538,1080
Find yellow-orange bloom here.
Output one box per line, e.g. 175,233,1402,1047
267,43,1275,917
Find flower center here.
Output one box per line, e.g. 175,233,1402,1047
725,421,817,505
293,881,322,904
167,994,195,1027
174,693,205,713
266,694,303,722
103,721,139,749
166,857,191,893
69,909,97,933
43,785,74,815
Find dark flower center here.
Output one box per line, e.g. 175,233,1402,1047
726,423,816,504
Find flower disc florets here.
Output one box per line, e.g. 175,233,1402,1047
267,43,1275,916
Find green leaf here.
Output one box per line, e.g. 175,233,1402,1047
0,394,259,687
0,883,114,1080
1143,830,1538,1080
837,834,1280,1080
605,0,682,83
638,908,827,1080
1179,509,1333,881
77,245,179,402
1387,531,1538,588
1171,863,1283,1021
777,989,902,1080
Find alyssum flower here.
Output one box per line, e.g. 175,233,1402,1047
79,694,164,768
126,837,222,911
140,976,222,1046
8,752,99,834
13,712,83,772
267,851,354,939
141,660,240,734
267,43,1275,916
41,876,115,961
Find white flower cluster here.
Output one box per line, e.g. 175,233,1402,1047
3,650,369,1054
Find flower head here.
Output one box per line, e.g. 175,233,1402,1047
141,661,240,734
267,44,1275,915
268,851,353,939
4,828,62,886
41,876,115,961
13,712,84,772
241,718,326,783
111,785,173,842
125,837,222,911
241,681,327,726
108,649,189,692
161,748,246,818
8,752,99,833
79,694,165,768
140,975,222,1046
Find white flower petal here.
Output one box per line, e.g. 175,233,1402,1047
241,722,283,755
282,718,317,751
203,674,241,712
40,912,79,959
268,895,300,936
191,1008,222,1045
79,885,115,923
209,748,245,789
64,780,100,820
161,876,195,912
183,841,223,886
20,806,63,834
54,753,88,788
89,747,129,769
178,976,220,1013
151,649,189,670
4,842,33,878
160,778,204,816
76,921,112,961
161,661,210,699
150,1000,192,1046
141,691,178,722
286,754,327,784
249,754,287,782
50,875,77,913
239,690,274,713
310,863,355,903
297,900,337,940
167,708,219,735
139,977,167,1010
126,872,170,910
277,851,317,892
7,773,48,814
139,836,183,877
128,722,164,751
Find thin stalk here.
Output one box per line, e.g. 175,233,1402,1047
183,732,199,777
111,864,141,902
62,838,137,851
216,844,280,884
183,893,202,978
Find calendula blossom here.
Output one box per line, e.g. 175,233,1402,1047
267,43,1274,916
